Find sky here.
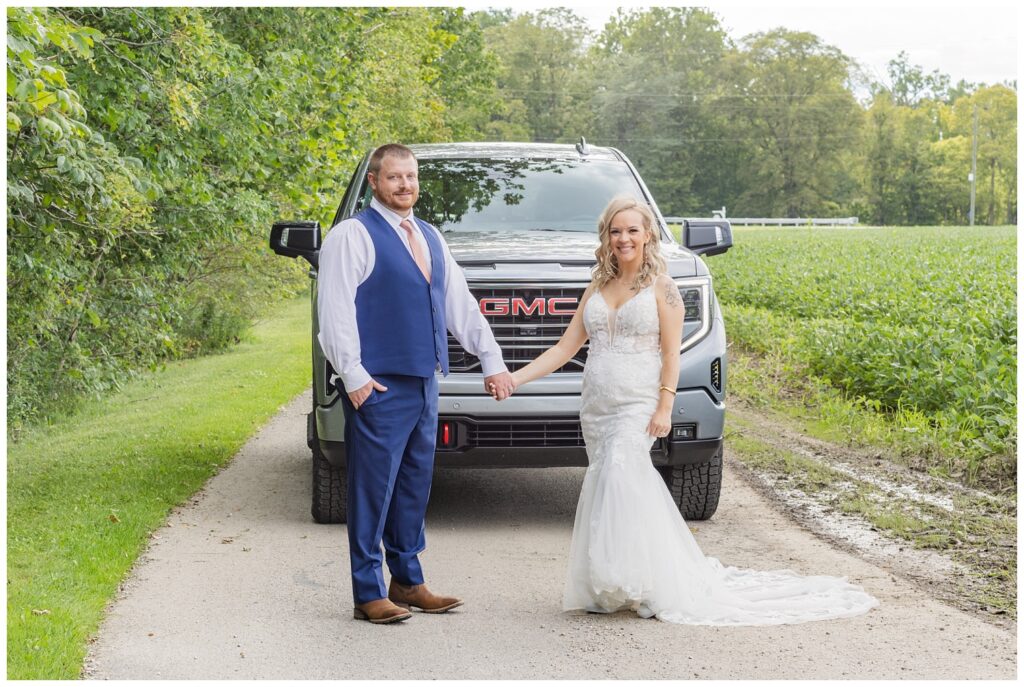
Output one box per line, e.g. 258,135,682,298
484,1,1018,88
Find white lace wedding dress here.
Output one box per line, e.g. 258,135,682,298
563,282,880,625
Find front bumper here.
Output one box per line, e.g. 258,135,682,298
320,436,722,469
316,388,724,469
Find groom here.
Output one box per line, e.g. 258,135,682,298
317,143,515,624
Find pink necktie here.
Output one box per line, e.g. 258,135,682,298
399,218,431,282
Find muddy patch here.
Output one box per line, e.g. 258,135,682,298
725,405,1016,631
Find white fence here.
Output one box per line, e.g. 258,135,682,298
664,216,859,226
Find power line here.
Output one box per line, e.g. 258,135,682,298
524,133,868,144
490,87,860,100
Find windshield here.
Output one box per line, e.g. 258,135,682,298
359,157,648,233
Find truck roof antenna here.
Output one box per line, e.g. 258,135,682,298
576,136,591,156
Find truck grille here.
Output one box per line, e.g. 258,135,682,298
450,285,588,373
467,418,586,447
448,417,667,452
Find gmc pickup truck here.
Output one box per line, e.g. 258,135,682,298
270,140,733,524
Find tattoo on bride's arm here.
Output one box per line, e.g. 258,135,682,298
663,283,683,309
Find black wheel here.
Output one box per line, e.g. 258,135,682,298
657,444,723,521
310,418,347,524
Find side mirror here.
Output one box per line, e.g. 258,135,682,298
270,220,321,269
683,219,733,257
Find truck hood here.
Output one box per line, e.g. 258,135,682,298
444,231,699,277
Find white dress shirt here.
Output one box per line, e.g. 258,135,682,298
317,195,507,391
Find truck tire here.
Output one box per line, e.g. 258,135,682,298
310,424,347,524
657,444,722,521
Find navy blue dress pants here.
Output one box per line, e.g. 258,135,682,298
340,374,438,604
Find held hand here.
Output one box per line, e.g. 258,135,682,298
647,407,672,439
484,371,515,401
348,378,388,409
488,371,523,401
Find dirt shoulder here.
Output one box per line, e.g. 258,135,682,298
725,401,1017,631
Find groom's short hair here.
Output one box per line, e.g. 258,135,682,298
368,143,416,175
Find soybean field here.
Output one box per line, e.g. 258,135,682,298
710,225,1016,485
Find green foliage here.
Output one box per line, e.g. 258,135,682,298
479,8,592,142
588,7,734,215
949,85,1017,225
725,29,863,217
859,82,1016,226
473,9,1016,223
434,9,503,140
883,50,954,107
713,226,1017,481
7,5,1017,436
7,7,497,432
861,93,948,224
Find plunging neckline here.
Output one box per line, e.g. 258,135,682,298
597,281,655,311
596,281,655,345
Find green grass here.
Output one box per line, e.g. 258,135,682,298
725,419,849,494
6,296,311,679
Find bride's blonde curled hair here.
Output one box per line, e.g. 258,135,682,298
592,196,667,291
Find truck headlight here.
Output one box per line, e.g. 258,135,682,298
675,277,712,352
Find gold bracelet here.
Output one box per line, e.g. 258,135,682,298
659,385,675,395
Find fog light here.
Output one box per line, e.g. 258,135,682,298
438,420,456,449
672,424,696,440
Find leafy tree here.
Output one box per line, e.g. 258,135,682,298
857,51,1015,226
881,50,952,106
861,93,948,224
433,8,502,140
7,7,498,431
725,29,863,217
585,7,735,215
927,135,972,224
861,93,902,223
8,7,158,429
480,8,592,142
950,85,1017,224
946,78,982,103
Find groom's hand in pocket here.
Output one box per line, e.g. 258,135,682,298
484,371,515,401
349,378,388,409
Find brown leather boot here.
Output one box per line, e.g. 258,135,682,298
353,598,412,624
388,580,463,613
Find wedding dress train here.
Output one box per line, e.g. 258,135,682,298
563,283,880,625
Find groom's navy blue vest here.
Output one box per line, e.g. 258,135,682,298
353,207,449,378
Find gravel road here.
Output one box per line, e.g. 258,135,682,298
83,391,1016,679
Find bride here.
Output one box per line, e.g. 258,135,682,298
500,196,879,625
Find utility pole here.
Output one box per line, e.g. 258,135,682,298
969,104,978,226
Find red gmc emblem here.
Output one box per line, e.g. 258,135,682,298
479,297,578,316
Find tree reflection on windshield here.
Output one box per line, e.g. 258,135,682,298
417,158,544,228
359,157,643,233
